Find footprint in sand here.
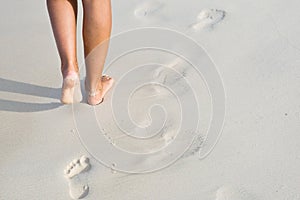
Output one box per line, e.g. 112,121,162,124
181,134,204,158
134,0,164,19
189,9,226,31
216,186,255,200
152,58,190,95
64,155,91,199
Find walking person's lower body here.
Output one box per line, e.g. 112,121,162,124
47,0,114,105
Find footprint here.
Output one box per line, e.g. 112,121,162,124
64,155,91,179
216,185,255,200
134,0,164,19
189,9,226,31
153,58,190,95
181,133,204,158
153,58,184,80
64,155,91,199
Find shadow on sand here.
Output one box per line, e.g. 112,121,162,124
0,77,62,112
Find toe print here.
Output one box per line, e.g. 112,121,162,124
64,155,91,179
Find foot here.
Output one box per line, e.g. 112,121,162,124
61,71,82,104
86,75,114,106
64,155,91,179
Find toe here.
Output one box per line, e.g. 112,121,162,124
72,159,78,165
80,155,89,164
102,75,112,80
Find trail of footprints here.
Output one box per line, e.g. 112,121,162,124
64,156,91,199
133,1,226,158
134,1,226,31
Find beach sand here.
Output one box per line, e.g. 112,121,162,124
1,0,300,199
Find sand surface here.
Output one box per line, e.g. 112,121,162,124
1,0,300,199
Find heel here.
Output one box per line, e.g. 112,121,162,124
61,73,82,104
85,89,103,106
84,75,113,106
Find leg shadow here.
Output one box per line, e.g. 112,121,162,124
0,77,62,112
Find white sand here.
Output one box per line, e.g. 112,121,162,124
1,0,300,199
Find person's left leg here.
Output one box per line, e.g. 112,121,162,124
47,0,81,104
82,0,114,105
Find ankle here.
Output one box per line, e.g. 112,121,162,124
61,59,78,75
85,79,102,92
61,66,79,78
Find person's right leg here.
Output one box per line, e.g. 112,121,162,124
47,0,81,104
82,0,114,105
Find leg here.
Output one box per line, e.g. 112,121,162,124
46,0,78,75
82,0,114,105
47,0,82,104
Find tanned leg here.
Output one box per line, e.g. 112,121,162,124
47,0,81,104
82,0,114,105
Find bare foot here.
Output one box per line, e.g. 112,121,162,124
86,75,114,106
61,71,82,104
